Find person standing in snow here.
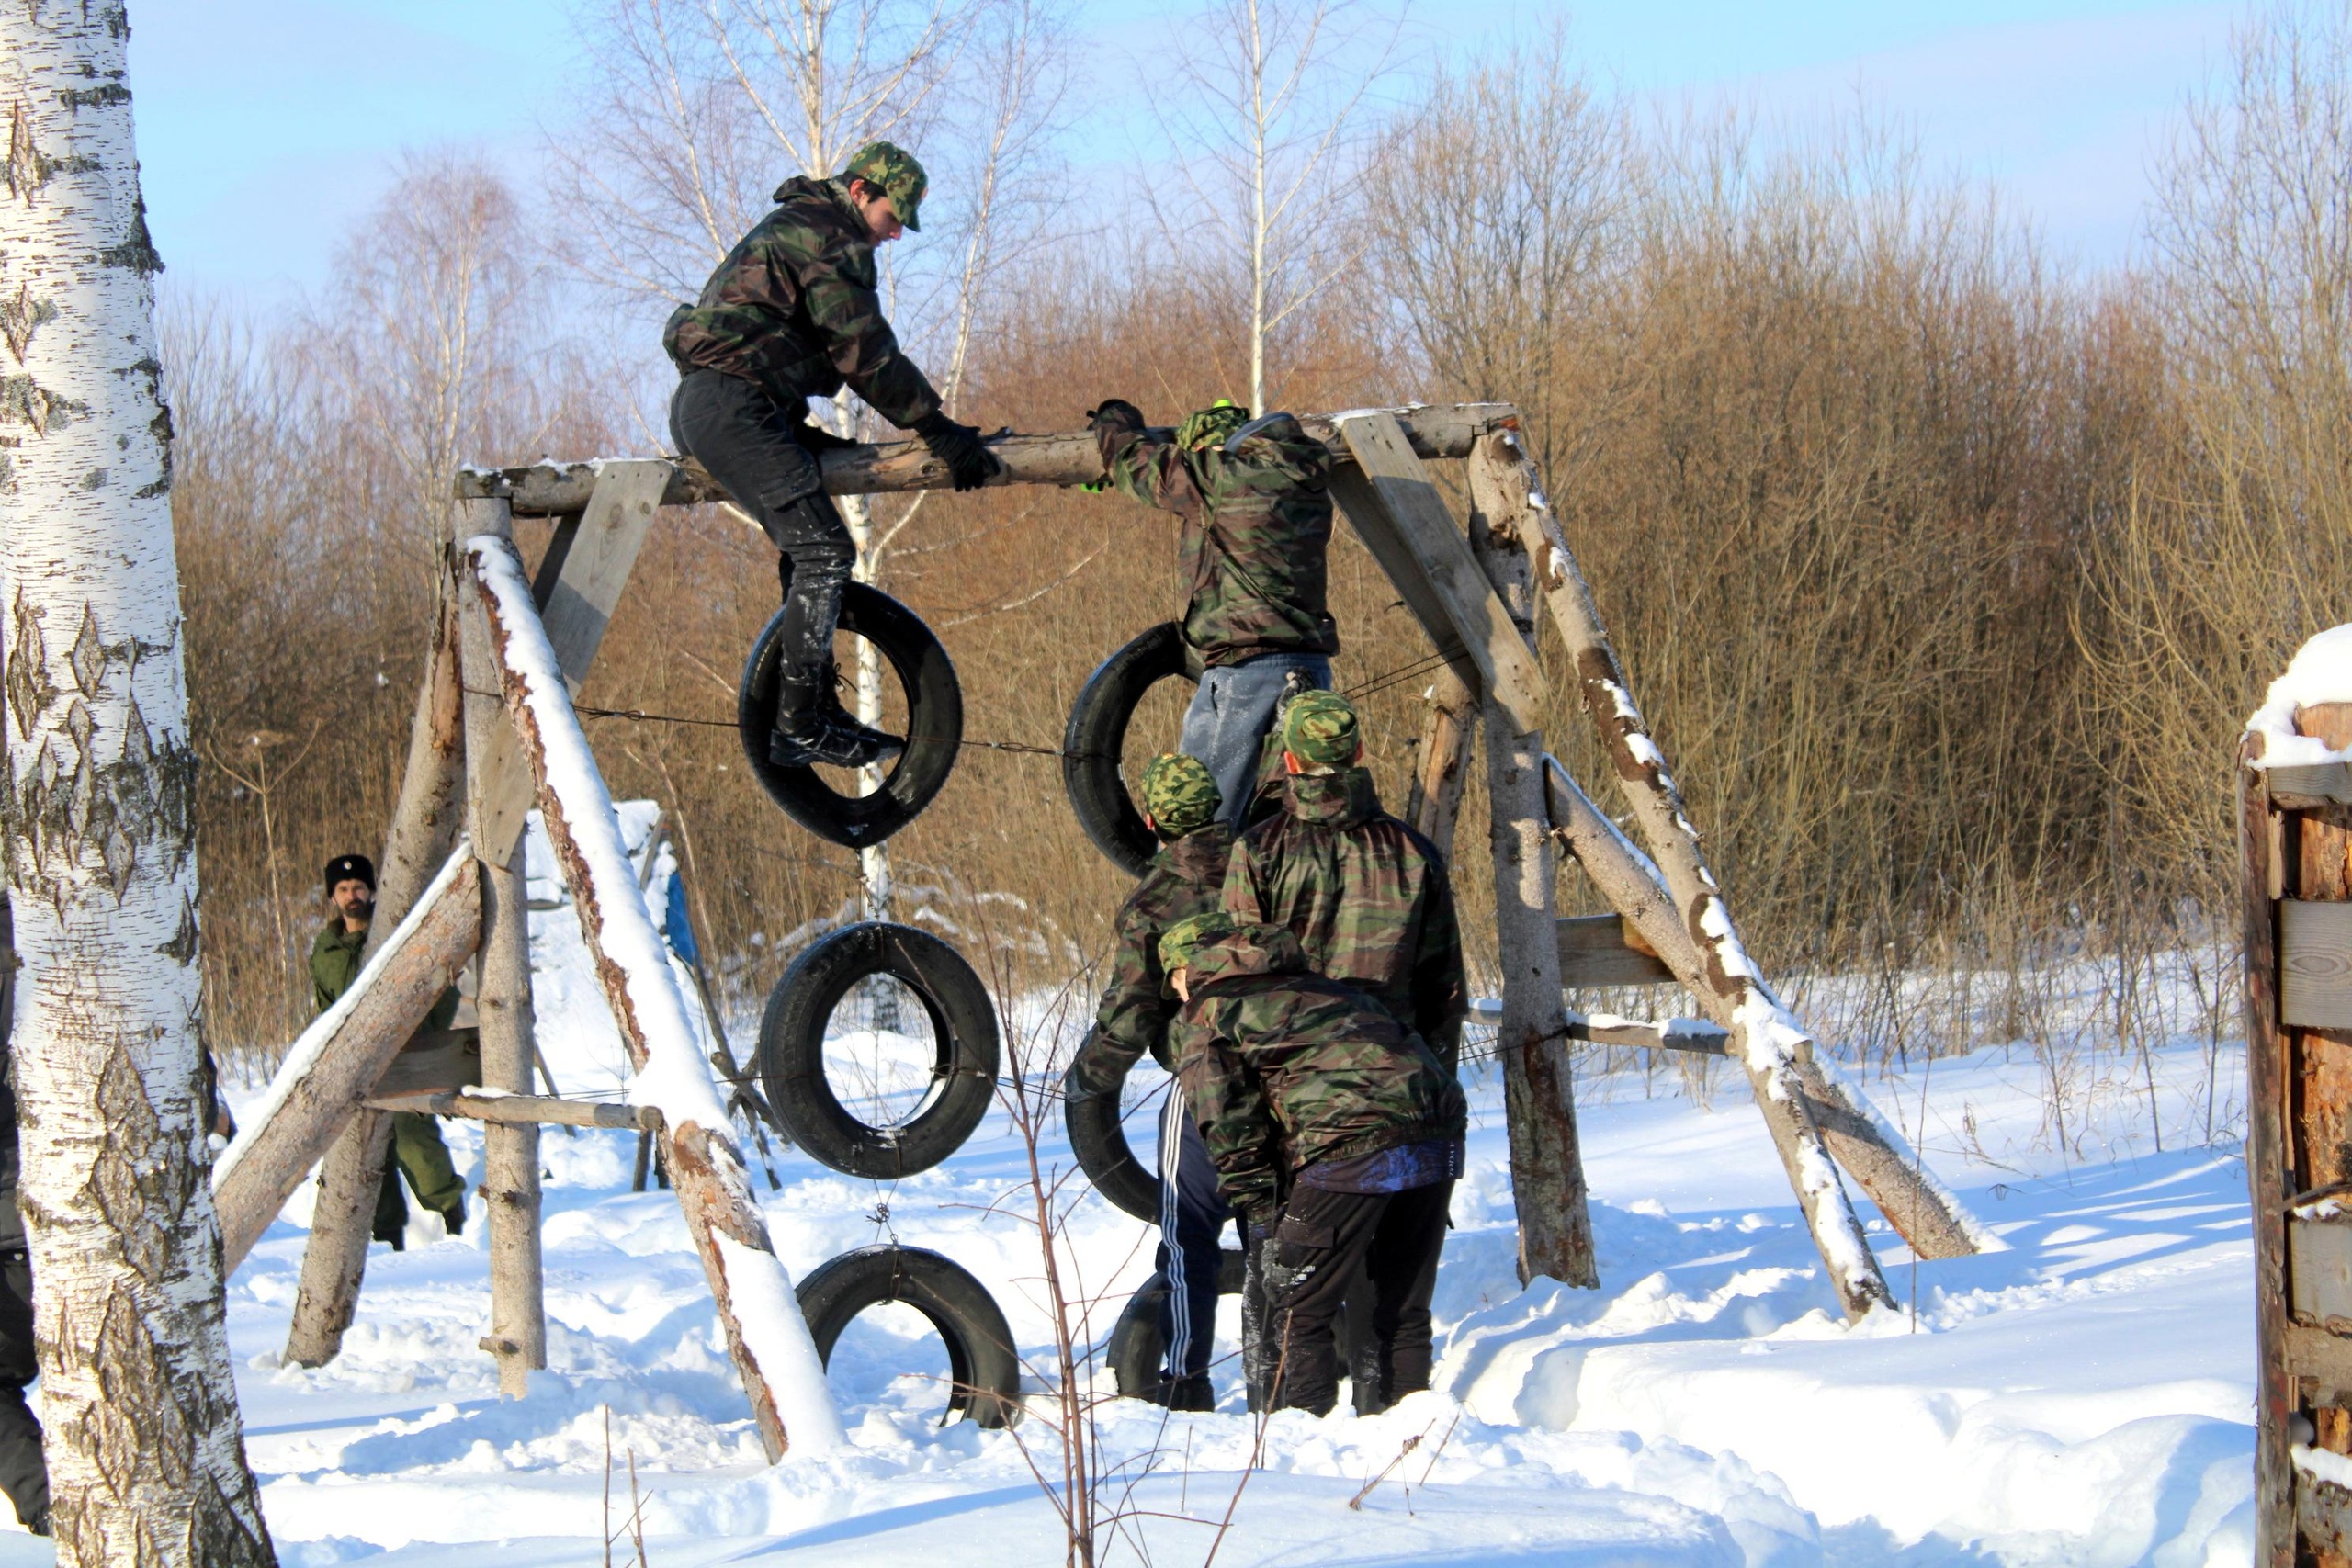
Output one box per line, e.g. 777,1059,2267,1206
0,896,46,1537
1222,691,1468,1073
665,140,1000,770
310,854,467,1248
1087,398,1339,830
1066,754,1238,1411
1159,913,1464,1416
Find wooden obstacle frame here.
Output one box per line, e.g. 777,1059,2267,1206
209,400,1988,1460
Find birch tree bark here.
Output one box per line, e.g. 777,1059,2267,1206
0,5,277,1561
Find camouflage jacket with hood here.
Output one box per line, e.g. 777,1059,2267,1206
663,175,944,429
1170,923,1465,1220
1070,823,1236,1097
1223,765,1467,1069
1091,405,1339,668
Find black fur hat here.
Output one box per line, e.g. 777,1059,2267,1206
323,853,376,894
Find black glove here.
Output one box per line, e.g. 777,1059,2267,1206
796,418,860,454
1086,398,1143,432
913,410,999,492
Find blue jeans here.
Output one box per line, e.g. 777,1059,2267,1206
1180,653,1331,831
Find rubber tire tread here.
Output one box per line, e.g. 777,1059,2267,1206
1063,622,1203,878
1066,1031,1160,1224
757,922,1000,1179
1108,1252,1247,1399
739,581,963,849
798,1244,1020,1427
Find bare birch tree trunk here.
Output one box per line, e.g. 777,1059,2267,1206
0,6,276,1559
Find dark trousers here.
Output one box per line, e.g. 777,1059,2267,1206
0,1250,48,1531
669,369,854,709
1251,1180,1452,1416
1157,1087,1232,1381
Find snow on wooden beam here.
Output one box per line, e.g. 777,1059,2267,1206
466,533,842,1462
457,403,1521,515
366,1091,656,1132
212,850,481,1272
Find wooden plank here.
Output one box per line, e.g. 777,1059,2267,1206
367,1092,654,1132
2271,761,2352,807
1468,999,1729,1055
2288,1320,2352,1404
2285,900,2352,1030
1337,412,1547,735
211,852,481,1272
2292,1214,2352,1325
1326,464,1485,698
458,403,1523,514
1404,667,1476,861
1556,914,1679,987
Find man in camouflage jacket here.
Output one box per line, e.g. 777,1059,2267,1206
665,140,998,768
1224,692,1468,1069
1066,754,1235,1410
1161,913,1465,1416
1087,399,1338,830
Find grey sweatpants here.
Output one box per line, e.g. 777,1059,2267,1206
1179,652,1331,831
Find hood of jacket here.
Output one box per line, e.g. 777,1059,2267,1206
1160,821,1234,887
1282,764,1381,829
1187,921,1308,988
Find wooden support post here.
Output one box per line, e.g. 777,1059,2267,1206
1473,425,1892,1320
214,850,481,1274
468,534,840,1461
462,547,547,1396
1404,667,1476,860
2247,739,2296,1568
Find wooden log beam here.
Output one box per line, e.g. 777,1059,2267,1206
458,403,1521,514
462,556,548,1398
1472,424,1893,1321
366,1092,656,1131
1461,446,1596,1289
2249,733,2297,1568
213,851,481,1272
1403,667,1476,861
468,533,841,1461
1469,998,1730,1055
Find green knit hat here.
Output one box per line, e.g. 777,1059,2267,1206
1177,399,1250,451
1281,689,1361,771
842,141,928,231
1159,910,1238,976
1140,752,1222,838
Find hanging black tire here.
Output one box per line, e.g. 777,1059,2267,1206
1108,1252,1247,1399
1066,1031,1162,1224
1063,622,1204,878
739,581,963,849
797,1244,1020,1427
757,922,999,1179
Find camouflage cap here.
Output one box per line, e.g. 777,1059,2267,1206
842,141,928,231
1177,399,1250,451
1159,910,1238,977
1281,689,1361,771
1140,751,1222,838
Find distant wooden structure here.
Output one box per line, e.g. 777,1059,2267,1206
208,401,1990,1467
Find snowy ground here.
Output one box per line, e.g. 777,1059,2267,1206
2,815,2260,1565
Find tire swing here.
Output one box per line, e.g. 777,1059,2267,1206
738,581,964,849
1062,622,1202,878
1107,1249,1246,1399
1065,1029,1161,1224
757,923,999,1179
797,1245,1020,1427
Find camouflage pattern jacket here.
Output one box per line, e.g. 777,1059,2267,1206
1092,406,1340,668
1071,824,1234,1097
1170,924,1465,1220
663,175,944,429
1223,766,1467,1069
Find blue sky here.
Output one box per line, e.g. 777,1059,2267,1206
129,0,2241,304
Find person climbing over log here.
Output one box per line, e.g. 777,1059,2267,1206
1222,692,1468,1071
310,854,467,1249
1065,753,1237,1412
1086,398,1337,829
1159,913,1464,1417
666,140,999,769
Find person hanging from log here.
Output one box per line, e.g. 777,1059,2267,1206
310,854,467,1248
1222,692,1468,1073
665,141,1000,769
1065,753,1238,1412
1159,912,1464,1417
1086,399,1338,829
